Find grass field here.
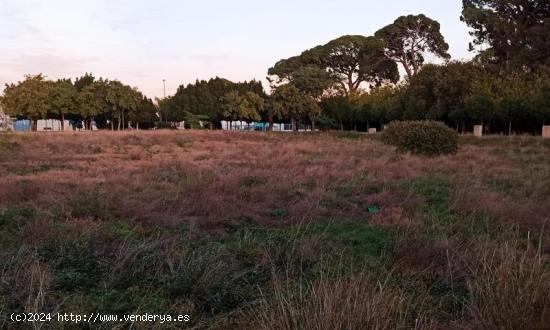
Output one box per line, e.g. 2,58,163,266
1,131,549,329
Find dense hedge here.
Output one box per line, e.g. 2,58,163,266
382,121,459,156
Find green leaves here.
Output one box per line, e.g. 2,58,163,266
48,79,77,116
220,91,264,123
271,84,321,126
269,35,398,97
461,0,550,69
162,78,266,123
2,74,50,120
382,120,459,157
375,14,450,77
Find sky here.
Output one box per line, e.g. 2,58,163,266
0,0,474,98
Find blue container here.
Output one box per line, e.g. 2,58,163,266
13,120,31,132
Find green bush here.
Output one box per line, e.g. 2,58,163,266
382,121,458,156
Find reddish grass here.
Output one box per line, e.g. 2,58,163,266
1,130,549,233
1,131,550,328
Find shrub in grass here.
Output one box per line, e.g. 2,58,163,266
382,121,458,156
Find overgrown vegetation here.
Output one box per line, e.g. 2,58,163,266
0,131,548,329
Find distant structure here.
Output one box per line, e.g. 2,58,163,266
220,121,312,132
0,111,98,132
0,106,11,131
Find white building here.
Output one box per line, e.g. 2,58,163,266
36,119,72,132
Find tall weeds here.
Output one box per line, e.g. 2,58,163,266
248,270,430,330
467,240,550,329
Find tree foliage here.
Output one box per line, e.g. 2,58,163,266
220,91,264,124
269,35,398,97
375,14,451,77
461,0,550,69
271,84,321,129
48,79,77,120
2,74,154,130
161,77,266,125
382,120,459,156
2,75,50,126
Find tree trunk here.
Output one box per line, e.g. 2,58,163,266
117,113,121,131
268,111,274,132
61,113,65,131
508,121,512,136
347,75,355,95
311,118,315,131
401,58,413,77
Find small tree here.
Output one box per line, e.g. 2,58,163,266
449,108,468,133
78,83,107,130
220,91,263,130
105,81,140,130
465,94,496,128
183,111,210,129
2,74,50,130
48,79,77,130
271,84,321,131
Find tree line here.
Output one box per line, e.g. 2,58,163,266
3,0,550,133
160,1,550,133
1,73,157,130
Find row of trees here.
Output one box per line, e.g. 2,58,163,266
160,14,451,130
330,0,550,134
1,73,157,130
331,63,550,134
159,77,324,130
263,0,550,133
3,1,549,133
159,78,266,129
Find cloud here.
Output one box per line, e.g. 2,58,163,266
188,54,232,62
1,54,96,75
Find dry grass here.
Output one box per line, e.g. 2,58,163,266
1,131,547,229
246,271,430,330
467,240,550,329
1,130,549,329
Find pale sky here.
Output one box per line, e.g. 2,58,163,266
0,0,474,98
